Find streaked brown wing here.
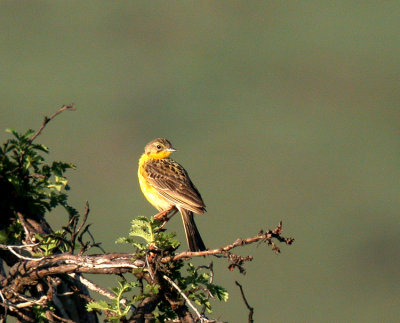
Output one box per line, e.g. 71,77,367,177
144,159,206,213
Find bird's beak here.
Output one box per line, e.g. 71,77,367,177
166,147,177,152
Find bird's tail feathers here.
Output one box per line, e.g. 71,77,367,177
180,208,206,252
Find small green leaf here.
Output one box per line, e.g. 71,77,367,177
87,300,110,311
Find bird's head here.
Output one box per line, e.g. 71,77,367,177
144,138,177,159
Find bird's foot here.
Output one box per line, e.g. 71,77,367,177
154,207,178,232
154,206,176,221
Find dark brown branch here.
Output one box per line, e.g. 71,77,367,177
129,295,160,322
76,201,90,237
29,104,75,143
63,201,92,254
235,281,254,323
46,310,75,323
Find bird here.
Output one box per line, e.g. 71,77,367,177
138,138,206,252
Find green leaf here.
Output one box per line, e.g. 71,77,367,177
32,144,49,153
207,285,229,302
5,128,18,137
22,129,35,138
87,300,110,311
128,216,155,246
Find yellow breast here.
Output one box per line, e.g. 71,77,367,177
138,153,172,211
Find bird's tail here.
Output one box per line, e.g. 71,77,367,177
180,209,206,252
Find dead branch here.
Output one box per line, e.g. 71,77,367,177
68,273,116,301
4,254,144,295
235,281,254,323
163,275,203,322
162,221,294,263
29,104,75,143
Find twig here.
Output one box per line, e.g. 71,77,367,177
0,290,8,319
68,273,116,301
46,310,75,323
0,244,44,261
77,224,92,254
76,201,90,236
235,281,254,323
198,262,215,315
29,104,75,143
16,212,35,244
145,253,154,281
65,201,90,253
162,221,294,263
0,301,34,323
13,295,47,309
0,243,40,250
0,290,47,310
130,295,159,321
163,275,204,322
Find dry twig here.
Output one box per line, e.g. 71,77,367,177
29,104,75,143
161,221,294,274
68,273,116,301
163,275,204,322
235,281,254,323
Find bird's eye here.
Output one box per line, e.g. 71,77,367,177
156,145,162,149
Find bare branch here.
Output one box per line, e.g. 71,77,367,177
130,295,159,322
16,212,35,244
68,273,116,301
0,243,44,261
163,221,294,263
6,253,145,293
235,281,254,323
76,201,90,237
163,275,203,322
0,290,45,322
46,311,75,323
12,295,47,309
29,104,75,143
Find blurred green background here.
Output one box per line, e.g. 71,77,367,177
1,2,399,322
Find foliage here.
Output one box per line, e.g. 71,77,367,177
0,126,81,320
111,216,229,321
0,110,291,322
87,281,140,323
0,128,76,222
116,216,180,252
34,230,70,256
183,263,229,312
1,122,230,322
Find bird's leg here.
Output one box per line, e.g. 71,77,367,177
154,205,176,221
157,208,179,231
